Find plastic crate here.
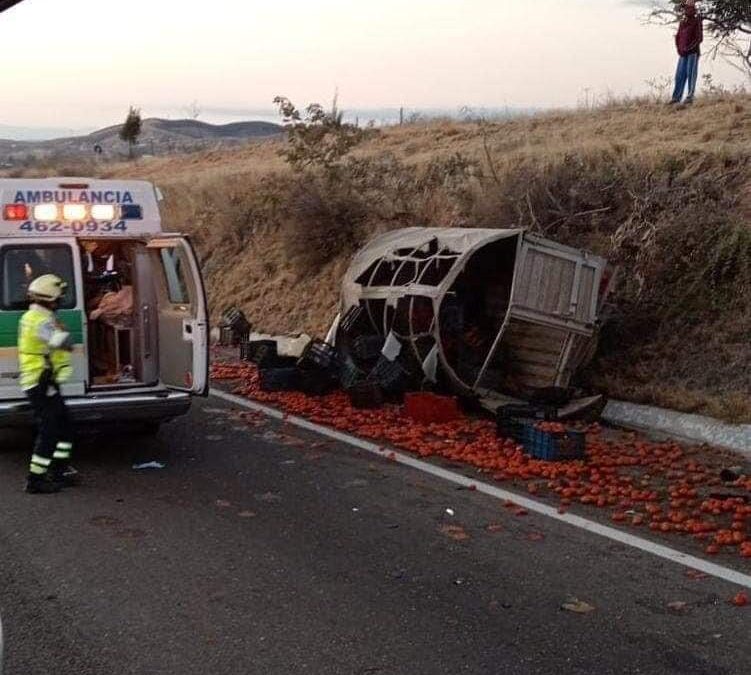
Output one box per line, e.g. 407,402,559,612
297,339,339,372
525,426,586,462
497,403,557,422
258,367,299,392
221,308,251,335
497,417,585,462
339,359,366,389
405,392,462,424
218,326,234,347
296,370,338,396
351,335,385,362
252,342,280,368
367,357,409,395
339,305,364,336
240,339,272,362
347,382,384,409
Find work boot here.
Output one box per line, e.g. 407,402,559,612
51,462,81,487
25,473,63,494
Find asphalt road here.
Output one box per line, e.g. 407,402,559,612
0,396,749,675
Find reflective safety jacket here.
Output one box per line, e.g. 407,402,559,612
18,304,73,391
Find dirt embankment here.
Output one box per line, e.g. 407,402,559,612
95,96,751,422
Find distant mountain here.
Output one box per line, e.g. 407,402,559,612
0,118,284,167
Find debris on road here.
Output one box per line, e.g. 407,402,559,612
211,357,751,563
440,524,470,541
561,598,596,614
132,461,166,471
667,601,689,613
731,592,748,607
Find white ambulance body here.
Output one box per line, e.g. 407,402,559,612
0,178,209,429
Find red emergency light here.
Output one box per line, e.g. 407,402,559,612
3,204,28,220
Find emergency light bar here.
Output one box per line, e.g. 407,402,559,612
2,203,143,221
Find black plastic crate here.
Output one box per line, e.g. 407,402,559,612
347,381,384,409
218,326,235,347
221,307,251,335
296,370,338,396
351,335,385,362
297,339,340,372
497,403,557,422
240,339,273,362
339,305,364,336
497,415,529,443
252,342,280,368
258,367,299,392
367,357,409,395
339,359,366,389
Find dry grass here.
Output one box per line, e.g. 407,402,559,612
9,95,751,422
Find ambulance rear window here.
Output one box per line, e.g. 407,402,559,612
0,244,76,310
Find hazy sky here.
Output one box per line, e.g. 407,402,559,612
0,0,746,130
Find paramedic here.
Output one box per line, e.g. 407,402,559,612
18,275,78,494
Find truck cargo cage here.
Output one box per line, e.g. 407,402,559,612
337,228,615,403
346,381,385,409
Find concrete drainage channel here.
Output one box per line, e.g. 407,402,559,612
604,401,751,458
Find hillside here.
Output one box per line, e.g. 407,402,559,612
0,118,282,167
14,95,751,422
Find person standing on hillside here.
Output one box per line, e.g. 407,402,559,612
670,1,703,105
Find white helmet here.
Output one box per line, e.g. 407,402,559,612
28,274,67,303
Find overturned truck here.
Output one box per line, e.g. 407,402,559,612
336,228,615,402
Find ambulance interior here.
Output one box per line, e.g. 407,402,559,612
81,240,145,387
81,238,196,391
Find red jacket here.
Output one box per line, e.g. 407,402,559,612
676,11,703,56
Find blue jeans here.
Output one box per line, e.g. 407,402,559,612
672,53,699,102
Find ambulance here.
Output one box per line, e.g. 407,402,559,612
0,178,209,430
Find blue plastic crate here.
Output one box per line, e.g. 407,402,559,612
524,425,586,462
497,417,585,462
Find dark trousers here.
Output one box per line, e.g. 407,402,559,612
26,384,73,473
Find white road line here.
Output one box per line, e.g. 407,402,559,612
211,388,751,590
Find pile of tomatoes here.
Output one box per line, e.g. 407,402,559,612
211,360,751,562
535,421,568,434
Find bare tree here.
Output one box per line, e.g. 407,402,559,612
649,1,751,78
272,95,366,171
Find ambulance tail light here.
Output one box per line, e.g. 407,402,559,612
32,204,60,221
3,204,28,220
121,205,143,220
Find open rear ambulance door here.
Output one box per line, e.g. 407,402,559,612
147,237,209,396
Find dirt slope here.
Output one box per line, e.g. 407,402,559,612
100,96,751,422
